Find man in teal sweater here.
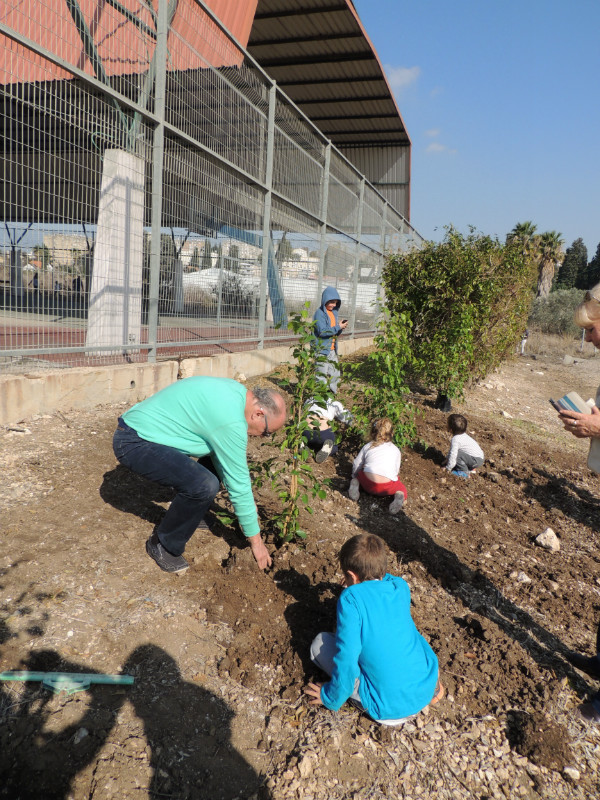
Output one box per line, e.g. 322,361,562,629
113,377,286,573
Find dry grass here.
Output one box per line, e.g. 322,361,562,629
525,328,597,359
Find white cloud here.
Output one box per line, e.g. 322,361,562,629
425,128,440,138
384,65,421,93
426,142,457,155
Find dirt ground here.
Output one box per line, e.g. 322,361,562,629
1,347,600,799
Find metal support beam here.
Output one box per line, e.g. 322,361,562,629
147,0,169,362
349,178,365,335
317,144,332,301
258,83,277,349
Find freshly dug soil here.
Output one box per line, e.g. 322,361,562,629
1,351,600,799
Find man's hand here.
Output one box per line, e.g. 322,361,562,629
304,682,324,706
248,534,272,570
559,406,600,438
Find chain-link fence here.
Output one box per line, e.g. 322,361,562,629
0,0,423,373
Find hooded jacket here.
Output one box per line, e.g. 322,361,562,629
313,287,343,357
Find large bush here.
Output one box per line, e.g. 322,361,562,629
382,227,538,399
528,288,585,336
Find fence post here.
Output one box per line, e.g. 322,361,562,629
348,178,365,337
258,83,276,349
374,201,389,324
147,0,168,363
317,144,331,301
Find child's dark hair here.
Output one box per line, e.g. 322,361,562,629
339,533,387,581
448,413,467,435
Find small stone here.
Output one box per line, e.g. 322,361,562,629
563,767,580,782
515,571,531,584
500,410,513,419
535,527,560,552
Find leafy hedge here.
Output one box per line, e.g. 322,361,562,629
381,227,538,399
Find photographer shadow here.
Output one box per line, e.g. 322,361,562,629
0,645,269,800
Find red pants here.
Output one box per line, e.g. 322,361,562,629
356,471,408,501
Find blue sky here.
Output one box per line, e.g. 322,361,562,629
353,0,600,258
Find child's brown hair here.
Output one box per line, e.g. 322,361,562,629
370,417,394,448
339,533,388,581
447,413,467,435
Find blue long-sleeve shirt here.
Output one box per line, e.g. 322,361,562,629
321,574,439,720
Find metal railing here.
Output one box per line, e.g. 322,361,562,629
0,0,423,373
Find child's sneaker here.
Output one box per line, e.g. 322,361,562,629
315,438,334,463
348,477,360,501
451,469,469,479
389,492,405,514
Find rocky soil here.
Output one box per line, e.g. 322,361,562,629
1,349,600,799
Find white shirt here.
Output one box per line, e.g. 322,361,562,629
352,441,401,481
446,433,484,471
308,399,350,422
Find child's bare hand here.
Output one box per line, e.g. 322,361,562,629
304,682,323,705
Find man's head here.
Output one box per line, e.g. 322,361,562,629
339,533,387,584
245,386,287,437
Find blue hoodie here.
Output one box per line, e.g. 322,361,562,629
320,574,439,720
313,287,342,357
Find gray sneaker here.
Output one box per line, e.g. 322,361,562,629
315,438,334,463
145,533,189,574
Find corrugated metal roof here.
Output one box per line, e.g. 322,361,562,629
247,0,409,148
0,0,257,85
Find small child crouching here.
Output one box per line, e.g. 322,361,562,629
303,399,353,463
304,533,443,725
443,414,484,478
348,418,407,513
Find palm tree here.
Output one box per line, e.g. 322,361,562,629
536,231,564,298
507,221,538,256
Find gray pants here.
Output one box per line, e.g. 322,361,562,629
455,452,484,473
310,632,414,726
315,351,340,394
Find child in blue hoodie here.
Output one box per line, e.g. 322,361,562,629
313,286,347,394
305,533,443,725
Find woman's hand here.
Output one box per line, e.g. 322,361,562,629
559,406,600,438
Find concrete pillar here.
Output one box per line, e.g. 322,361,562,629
86,149,145,354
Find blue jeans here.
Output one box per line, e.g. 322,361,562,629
113,418,220,556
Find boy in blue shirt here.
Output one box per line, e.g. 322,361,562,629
305,533,443,725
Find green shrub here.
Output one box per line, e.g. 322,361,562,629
382,227,538,399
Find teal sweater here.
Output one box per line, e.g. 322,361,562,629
321,574,438,720
122,377,259,538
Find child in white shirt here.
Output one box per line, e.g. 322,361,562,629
348,418,407,514
443,414,484,477
303,399,353,463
